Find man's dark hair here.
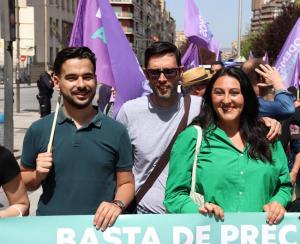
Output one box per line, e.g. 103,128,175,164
53,47,96,75
144,41,181,68
211,61,224,67
193,66,273,163
241,58,264,86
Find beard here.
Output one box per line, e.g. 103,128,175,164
61,88,96,109
149,80,179,100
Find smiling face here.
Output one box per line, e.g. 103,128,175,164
211,75,244,127
54,58,97,109
146,53,181,100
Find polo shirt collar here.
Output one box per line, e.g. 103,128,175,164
57,107,102,128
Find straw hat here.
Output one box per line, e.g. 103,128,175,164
182,67,213,87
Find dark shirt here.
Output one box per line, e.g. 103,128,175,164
0,146,20,186
21,108,133,215
37,72,54,97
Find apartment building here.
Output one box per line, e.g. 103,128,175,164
110,0,175,64
251,0,295,32
1,0,175,81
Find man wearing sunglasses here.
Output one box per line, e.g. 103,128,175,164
116,41,202,214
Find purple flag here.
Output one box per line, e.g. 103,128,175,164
262,51,269,64
182,43,199,70
184,0,212,45
248,51,254,60
291,52,300,88
69,0,145,115
208,37,220,61
183,0,219,63
275,18,300,88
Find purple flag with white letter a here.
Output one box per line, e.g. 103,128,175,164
69,0,145,115
275,18,300,88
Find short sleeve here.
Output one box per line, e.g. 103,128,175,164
21,126,38,169
116,105,129,128
0,146,20,185
115,128,133,171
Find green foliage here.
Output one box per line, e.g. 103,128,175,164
241,3,300,64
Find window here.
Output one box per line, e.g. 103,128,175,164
49,17,53,37
67,0,70,12
135,22,139,33
61,0,65,10
72,0,75,13
50,47,53,65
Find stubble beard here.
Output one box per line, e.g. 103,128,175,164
150,80,179,100
61,89,96,109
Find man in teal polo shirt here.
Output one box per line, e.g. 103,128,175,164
21,47,134,231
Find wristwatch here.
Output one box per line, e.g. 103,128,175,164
112,200,126,212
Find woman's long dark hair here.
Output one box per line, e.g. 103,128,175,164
193,66,273,162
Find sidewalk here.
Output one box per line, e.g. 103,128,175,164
14,111,40,159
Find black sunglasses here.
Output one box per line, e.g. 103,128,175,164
146,68,179,80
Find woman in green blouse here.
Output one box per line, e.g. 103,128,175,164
164,67,292,224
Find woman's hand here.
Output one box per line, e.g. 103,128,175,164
199,202,224,221
263,201,286,224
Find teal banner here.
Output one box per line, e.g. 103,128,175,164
0,213,300,243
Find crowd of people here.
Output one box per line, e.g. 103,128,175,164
1,42,299,229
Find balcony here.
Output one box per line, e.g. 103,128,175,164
123,26,134,34
115,11,134,19
110,0,133,4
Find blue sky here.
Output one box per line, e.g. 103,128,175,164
165,0,252,49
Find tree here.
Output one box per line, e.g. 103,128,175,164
242,3,300,64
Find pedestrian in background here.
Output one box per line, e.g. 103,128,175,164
181,67,212,97
36,67,54,117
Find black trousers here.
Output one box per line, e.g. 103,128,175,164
37,95,51,117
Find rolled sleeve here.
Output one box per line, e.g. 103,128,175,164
116,128,133,171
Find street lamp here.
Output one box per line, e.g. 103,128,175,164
237,0,243,58
44,0,48,71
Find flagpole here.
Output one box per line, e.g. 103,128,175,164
237,0,243,58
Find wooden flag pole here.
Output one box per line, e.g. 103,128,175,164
47,95,61,153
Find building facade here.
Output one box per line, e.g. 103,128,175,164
251,0,295,32
1,0,175,82
110,0,175,64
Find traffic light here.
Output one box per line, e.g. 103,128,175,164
8,0,16,41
